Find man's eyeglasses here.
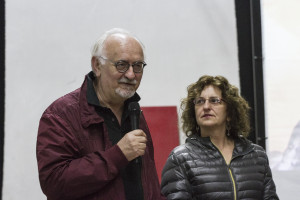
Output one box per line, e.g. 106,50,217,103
193,97,226,106
98,56,146,73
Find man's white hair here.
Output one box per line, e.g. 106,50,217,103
90,28,145,58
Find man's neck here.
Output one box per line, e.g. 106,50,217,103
93,82,125,124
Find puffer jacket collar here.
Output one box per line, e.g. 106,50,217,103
186,133,255,159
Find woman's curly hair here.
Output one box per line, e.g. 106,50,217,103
181,75,251,138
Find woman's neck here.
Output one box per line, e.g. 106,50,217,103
201,127,234,164
201,126,232,150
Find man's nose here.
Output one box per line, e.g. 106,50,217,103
124,66,136,79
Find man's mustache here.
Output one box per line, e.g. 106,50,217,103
118,77,137,85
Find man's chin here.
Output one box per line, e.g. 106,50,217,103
115,88,135,99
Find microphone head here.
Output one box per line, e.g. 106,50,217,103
128,102,140,113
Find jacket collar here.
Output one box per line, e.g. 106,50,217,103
79,72,141,128
79,73,103,128
187,133,254,157
232,137,254,158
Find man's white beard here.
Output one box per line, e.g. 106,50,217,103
115,87,135,99
116,77,137,99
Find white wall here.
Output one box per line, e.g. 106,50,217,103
4,0,239,199
262,0,300,198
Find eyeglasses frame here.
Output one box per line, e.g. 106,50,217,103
193,97,227,106
98,56,146,73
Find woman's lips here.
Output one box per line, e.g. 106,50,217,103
202,114,213,118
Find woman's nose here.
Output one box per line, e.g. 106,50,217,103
203,100,211,109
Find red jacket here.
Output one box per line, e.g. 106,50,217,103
36,74,165,200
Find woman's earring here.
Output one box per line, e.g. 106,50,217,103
226,122,231,136
196,125,200,133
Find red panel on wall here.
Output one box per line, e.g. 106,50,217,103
141,106,180,183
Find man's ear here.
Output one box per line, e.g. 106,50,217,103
91,57,101,77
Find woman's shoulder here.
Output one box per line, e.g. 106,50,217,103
238,137,266,151
167,138,206,165
170,143,191,156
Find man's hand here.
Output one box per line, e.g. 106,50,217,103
117,130,147,161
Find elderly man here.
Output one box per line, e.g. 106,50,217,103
37,28,165,200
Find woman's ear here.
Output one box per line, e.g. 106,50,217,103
91,57,101,77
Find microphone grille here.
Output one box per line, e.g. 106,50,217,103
128,102,140,112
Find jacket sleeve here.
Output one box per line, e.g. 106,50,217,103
36,112,128,200
263,155,280,200
161,151,193,200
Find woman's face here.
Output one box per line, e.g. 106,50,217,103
194,85,228,131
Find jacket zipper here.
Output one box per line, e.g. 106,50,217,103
211,143,237,200
228,167,237,200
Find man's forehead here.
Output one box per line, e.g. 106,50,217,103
103,35,143,56
105,33,131,45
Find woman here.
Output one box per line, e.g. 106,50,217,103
161,75,279,200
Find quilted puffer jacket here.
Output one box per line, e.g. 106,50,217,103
161,134,279,200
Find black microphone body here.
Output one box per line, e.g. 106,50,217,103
128,102,141,130
128,102,142,164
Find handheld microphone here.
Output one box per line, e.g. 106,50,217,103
128,102,141,130
128,102,141,164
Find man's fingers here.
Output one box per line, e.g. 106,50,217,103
132,129,147,138
117,130,147,161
